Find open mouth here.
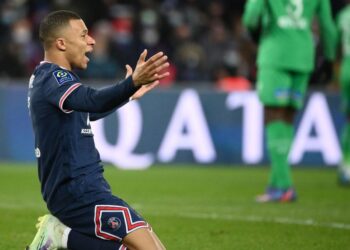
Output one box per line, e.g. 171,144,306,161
85,51,92,62
85,51,92,57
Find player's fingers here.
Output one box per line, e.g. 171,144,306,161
147,56,168,72
144,52,165,67
145,81,159,90
156,72,170,80
148,62,170,76
149,80,160,86
125,64,133,78
136,82,159,96
137,49,148,64
148,72,169,83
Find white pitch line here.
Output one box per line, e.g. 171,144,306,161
175,212,350,230
134,203,350,230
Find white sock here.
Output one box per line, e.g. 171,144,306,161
62,227,71,248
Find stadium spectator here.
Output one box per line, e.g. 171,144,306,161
243,0,337,202
0,0,344,83
0,0,250,83
336,0,350,185
26,10,168,250
172,23,208,83
200,19,238,82
215,63,251,92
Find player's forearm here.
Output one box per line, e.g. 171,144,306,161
64,76,139,113
89,109,115,121
318,0,337,60
320,28,337,61
242,0,265,30
89,104,124,121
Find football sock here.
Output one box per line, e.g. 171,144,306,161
62,227,71,248
68,230,125,250
341,122,350,167
266,121,294,189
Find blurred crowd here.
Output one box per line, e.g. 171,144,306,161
0,0,346,89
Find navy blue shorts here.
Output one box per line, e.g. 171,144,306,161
51,174,149,243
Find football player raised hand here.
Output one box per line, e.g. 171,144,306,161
125,64,160,101
132,49,169,87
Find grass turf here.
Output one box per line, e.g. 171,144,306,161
0,163,349,249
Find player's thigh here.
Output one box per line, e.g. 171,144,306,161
123,227,166,250
339,60,350,114
58,195,149,243
290,71,310,110
93,197,149,242
257,67,293,107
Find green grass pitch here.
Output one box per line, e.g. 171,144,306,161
0,162,349,250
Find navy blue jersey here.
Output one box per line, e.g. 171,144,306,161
28,62,138,213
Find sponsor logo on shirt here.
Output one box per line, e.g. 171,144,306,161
35,147,41,158
81,128,94,136
81,114,93,136
53,70,74,85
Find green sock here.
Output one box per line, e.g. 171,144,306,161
341,123,350,167
266,121,294,189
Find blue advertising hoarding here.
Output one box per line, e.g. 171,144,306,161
0,85,344,168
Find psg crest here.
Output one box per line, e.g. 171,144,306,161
107,217,121,230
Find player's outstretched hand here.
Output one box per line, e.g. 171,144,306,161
125,64,159,100
132,49,169,87
131,82,159,100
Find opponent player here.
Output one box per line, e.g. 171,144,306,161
336,1,350,186
243,0,337,202
26,10,169,249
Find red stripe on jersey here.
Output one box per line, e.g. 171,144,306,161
59,83,82,113
119,245,127,250
94,205,147,241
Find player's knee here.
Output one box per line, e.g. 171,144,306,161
123,228,165,250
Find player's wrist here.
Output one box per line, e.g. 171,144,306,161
131,74,141,87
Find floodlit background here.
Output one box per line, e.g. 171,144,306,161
0,1,349,249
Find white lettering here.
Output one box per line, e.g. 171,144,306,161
35,147,41,158
290,93,341,164
158,89,216,163
226,92,263,163
81,128,93,135
91,101,153,169
278,17,307,29
278,0,307,29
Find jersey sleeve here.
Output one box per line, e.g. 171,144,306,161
317,0,338,61
242,0,265,30
63,76,139,113
43,69,82,113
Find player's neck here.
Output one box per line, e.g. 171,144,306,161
44,51,72,71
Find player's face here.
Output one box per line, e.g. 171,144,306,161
64,19,95,70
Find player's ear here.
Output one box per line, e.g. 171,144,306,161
55,38,66,51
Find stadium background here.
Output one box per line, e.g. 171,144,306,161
0,0,348,167
0,1,350,249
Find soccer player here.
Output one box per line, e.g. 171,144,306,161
26,10,169,250
336,1,350,186
243,0,337,202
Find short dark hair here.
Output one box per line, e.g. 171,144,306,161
39,10,81,49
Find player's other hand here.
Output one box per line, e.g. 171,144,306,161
125,64,159,100
132,49,169,87
125,64,133,79
131,82,159,100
